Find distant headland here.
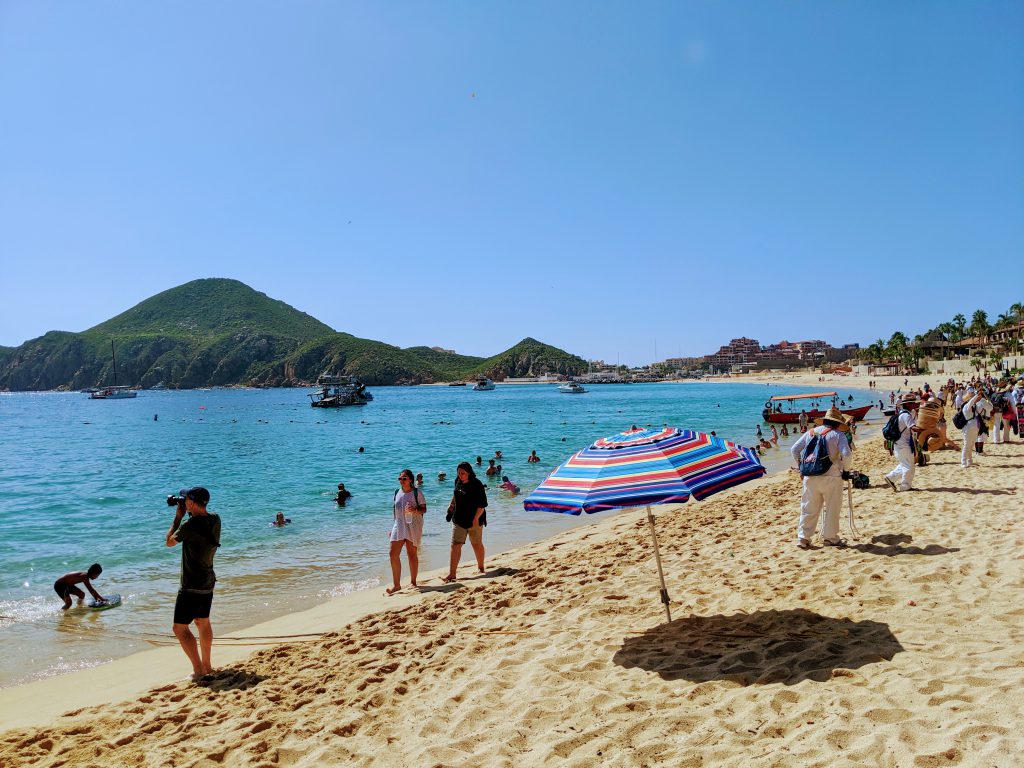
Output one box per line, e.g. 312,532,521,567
0,279,588,391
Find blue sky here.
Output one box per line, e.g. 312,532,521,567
1,2,1021,365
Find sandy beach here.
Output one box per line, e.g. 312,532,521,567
700,371,944,394
4,431,1023,766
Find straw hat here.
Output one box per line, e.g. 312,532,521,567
814,407,851,431
899,393,918,405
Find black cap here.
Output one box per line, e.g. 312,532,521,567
180,486,210,505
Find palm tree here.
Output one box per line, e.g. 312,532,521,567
970,309,990,343
989,349,1004,374
887,331,909,366
952,314,967,342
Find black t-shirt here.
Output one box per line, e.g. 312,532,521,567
175,513,221,592
452,477,488,529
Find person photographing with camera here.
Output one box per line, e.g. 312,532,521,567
165,486,221,680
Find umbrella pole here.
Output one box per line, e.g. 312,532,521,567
645,505,672,623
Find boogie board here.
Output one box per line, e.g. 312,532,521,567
86,594,122,610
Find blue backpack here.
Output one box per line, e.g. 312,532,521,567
882,412,905,442
799,428,833,477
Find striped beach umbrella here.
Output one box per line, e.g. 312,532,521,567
523,427,765,621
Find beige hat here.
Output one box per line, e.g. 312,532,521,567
814,407,851,430
899,393,918,404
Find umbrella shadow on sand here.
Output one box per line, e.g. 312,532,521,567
613,608,902,685
852,534,960,557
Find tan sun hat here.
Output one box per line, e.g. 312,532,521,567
814,407,851,431
899,393,918,405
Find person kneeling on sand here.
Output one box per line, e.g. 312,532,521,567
443,462,488,582
54,564,105,610
791,408,852,549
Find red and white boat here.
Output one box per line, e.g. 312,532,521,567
761,391,872,424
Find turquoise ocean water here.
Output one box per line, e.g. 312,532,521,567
0,382,879,687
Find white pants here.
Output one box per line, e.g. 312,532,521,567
962,421,979,466
1002,416,1013,443
886,443,916,491
797,474,843,542
992,412,1003,444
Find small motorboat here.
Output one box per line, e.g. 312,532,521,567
558,382,587,394
762,391,871,424
472,378,496,391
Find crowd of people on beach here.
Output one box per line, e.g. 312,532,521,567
789,372,1020,551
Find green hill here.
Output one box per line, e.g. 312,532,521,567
87,278,334,341
0,279,336,390
0,280,587,390
470,337,588,379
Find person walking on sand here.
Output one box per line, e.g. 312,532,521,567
960,391,991,468
166,486,221,680
387,469,426,595
885,394,918,492
791,408,852,549
443,462,488,582
798,410,808,433
53,564,105,610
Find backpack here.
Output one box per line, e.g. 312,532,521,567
394,487,423,511
881,412,905,442
799,428,833,477
951,409,968,430
990,392,1005,410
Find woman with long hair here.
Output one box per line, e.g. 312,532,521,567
443,461,488,583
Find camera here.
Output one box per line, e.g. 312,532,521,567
167,495,186,507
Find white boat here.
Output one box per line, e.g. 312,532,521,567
472,377,496,391
89,341,137,399
558,382,587,394
90,385,137,400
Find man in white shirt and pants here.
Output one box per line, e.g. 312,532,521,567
885,394,918,492
961,392,992,468
791,407,853,549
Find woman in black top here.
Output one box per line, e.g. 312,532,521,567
443,462,488,583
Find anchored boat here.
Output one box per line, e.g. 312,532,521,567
472,377,496,391
558,382,587,394
89,341,137,399
762,391,871,424
308,374,372,407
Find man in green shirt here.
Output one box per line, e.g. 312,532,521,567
166,486,221,679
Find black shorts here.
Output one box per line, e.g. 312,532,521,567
173,590,213,624
54,581,84,600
